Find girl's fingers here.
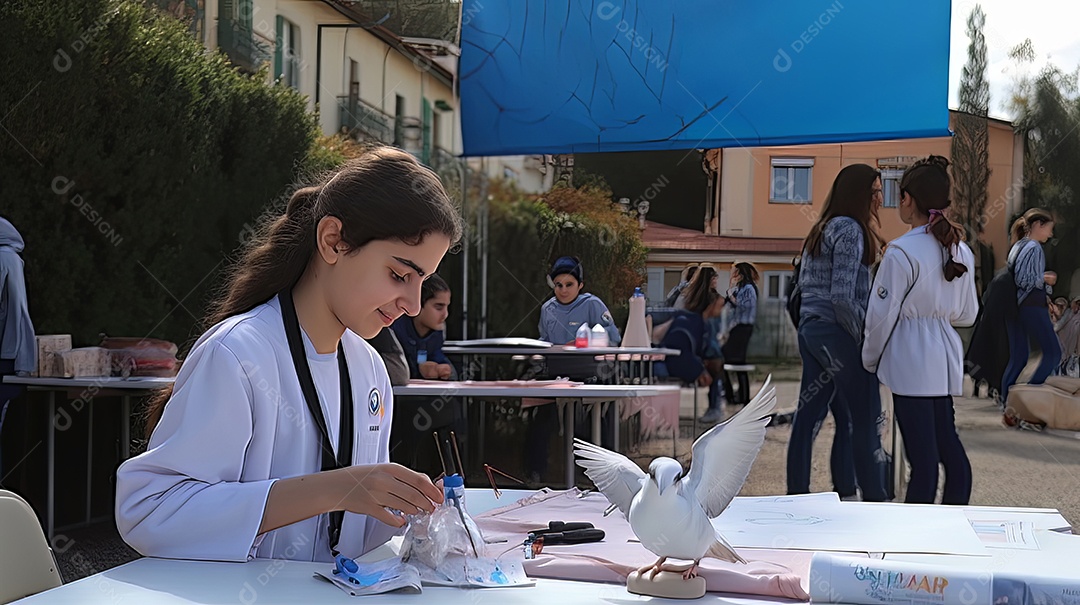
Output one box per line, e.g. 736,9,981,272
367,506,406,528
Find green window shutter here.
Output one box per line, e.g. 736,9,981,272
239,0,253,29
274,15,283,82
422,98,432,165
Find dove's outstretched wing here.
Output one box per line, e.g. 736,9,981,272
573,438,647,517
683,375,777,519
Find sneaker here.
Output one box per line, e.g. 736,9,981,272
699,408,724,424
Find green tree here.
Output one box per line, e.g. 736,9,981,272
1008,40,1080,295
951,5,993,292
0,0,332,345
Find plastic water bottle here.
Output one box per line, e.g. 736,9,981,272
443,473,466,507
591,324,609,348
575,323,592,348
622,286,650,348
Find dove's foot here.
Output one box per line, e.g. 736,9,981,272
637,557,668,581
680,561,700,580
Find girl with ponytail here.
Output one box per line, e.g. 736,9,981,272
116,147,462,562
999,207,1060,401
862,155,979,505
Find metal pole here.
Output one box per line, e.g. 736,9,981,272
460,158,469,339
480,176,489,338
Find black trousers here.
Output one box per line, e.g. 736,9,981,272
721,324,754,404
893,394,972,505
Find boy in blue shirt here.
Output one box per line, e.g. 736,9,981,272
391,274,456,380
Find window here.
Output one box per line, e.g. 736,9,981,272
763,271,794,301
881,168,903,208
770,158,813,204
275,17,301,89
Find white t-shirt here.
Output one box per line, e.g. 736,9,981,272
116,295,397,563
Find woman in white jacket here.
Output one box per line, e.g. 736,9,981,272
115,148,458,562
862,156,979,505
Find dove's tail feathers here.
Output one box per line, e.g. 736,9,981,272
706,535,748,564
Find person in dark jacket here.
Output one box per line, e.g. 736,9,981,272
656,289,725,386
389,274,461,476
391,274,456,381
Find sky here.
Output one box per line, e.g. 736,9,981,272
949,0,1080,120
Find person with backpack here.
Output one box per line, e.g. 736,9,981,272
1000,208,1060,404
861,156,978,505
786,164,889,502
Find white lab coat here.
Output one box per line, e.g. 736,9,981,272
862,227,979,397
115,296,399,562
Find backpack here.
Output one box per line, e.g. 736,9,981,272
785,256,802,328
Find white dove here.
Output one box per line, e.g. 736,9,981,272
574,375,777,581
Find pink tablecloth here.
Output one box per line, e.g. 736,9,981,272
520,390,679,440
474,488,810,601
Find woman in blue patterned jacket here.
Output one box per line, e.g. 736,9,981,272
1001,208,1060,403
786,164,889,502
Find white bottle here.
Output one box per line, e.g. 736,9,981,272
622,287,651,348
591,324,609,348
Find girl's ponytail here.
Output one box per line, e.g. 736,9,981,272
901,156,967,281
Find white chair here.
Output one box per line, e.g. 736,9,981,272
0,490,62,603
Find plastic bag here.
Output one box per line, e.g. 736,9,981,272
401,500,484,570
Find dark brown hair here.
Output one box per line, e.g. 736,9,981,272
421,274,451,307
900,155,968,281
683,264,718,314
732,262,759,290
145,147,462,437
1011,207,1053,242
803,164,884,266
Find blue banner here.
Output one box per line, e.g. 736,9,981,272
459,0,951,156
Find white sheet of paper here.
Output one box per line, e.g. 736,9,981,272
715,496,988,556
968,519,1040,550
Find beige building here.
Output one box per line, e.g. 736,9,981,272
643,111,1023,357
171,0,552,192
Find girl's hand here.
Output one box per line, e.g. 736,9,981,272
418,361,440,379
437,364,453,380
333,463,444,528
1045,271,1058,286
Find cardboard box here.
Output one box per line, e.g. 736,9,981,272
59,347,112,378
35,335,72,377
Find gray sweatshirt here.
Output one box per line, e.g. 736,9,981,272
0,218,36,374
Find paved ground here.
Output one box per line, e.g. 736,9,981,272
51,370,1080,583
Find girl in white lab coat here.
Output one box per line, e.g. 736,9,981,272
862,155,979,505
116,147,462,562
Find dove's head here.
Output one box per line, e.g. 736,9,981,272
648,457,683,497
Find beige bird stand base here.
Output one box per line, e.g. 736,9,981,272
627,565,706,599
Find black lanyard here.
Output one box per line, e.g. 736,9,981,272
279,290,354,553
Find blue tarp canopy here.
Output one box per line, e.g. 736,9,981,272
458,1,951,156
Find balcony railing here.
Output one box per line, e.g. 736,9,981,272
217,17,270,73
337,96,394,144
432,146,458,173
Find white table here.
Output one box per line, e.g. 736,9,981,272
393,383,680,487
16,487,1080,605
442,344,680,386
12,556,744,604
2,376,174,540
